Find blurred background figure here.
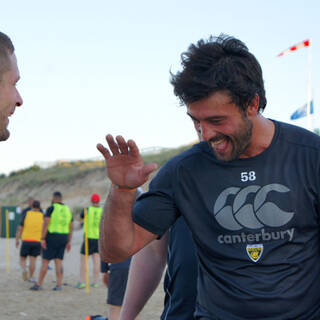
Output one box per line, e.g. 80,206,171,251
30,191,73,291
75,193,102,289
15,200,43,282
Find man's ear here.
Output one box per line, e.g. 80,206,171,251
246,94,260,116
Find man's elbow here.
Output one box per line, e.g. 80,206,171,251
100,250,132,263
99,241,132,263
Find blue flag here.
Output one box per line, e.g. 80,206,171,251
290,100,314,120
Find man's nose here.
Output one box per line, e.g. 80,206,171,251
199,123,213,141
16,89,23,107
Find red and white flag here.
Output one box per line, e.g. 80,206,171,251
277,39,310,57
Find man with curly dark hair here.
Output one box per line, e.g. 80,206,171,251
98,34,320,319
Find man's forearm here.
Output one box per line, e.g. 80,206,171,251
99,186,138,262
41,218,49,239
68,222,73,242
15,226,22,240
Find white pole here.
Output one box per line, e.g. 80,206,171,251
306,39,312,131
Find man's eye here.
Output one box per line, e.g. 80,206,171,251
209,120,222,125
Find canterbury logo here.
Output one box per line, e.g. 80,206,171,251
213,184,294,231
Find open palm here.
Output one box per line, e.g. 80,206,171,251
97,134,157,188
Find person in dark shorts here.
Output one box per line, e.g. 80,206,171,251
30,191,73,291
101,258,134,320
91,188,142,320
15,200,43,282
121,217,198,320
74,193,103,289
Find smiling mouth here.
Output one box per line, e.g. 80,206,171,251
211,138,225,145
210,136,229,153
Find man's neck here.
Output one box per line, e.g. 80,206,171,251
240,115,275,158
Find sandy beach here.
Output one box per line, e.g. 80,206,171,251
0,228,164,320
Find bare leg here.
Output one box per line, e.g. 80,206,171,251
54,259,63,287
108,305,139,320
20,256,28,280
80,254,86,283
92,253,100,284
37,259,49,286
20,256,27,269
108,305,121,320
29,256,37,279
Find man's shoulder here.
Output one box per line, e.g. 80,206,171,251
21,207,31,215
163,142,210,169
45,206,54,217
151,142,211,185
276,120,320,151
27,210,43,215
54,203,71,211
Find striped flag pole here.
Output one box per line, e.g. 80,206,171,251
277,39,310,57
306,39,312,131
277,39,313,131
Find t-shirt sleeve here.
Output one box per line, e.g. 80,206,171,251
133,161,180,237
19,212,27,226
45,206,54,218
100,261,110,273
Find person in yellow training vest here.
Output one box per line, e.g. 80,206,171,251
30,191,73,291
74,193,102,289
15,200,43,282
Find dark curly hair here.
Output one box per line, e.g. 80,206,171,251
170,34,266,113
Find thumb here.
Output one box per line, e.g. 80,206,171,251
141,162,158,180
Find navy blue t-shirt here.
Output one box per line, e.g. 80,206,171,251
100,258,131,273
133,120,320,320
161,217,198,320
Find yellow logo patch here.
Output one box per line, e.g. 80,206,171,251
246,244,263,262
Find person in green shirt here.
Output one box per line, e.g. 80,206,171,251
75,193,103,289
30,191,73,291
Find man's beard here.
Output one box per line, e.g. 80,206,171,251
210,115,253,162
0,114,10,141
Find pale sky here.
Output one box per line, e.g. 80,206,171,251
1,0,320,174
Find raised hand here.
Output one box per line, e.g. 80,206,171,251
97,134,158,189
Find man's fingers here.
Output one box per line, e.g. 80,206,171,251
116,135,129,155
106,134,120,155
127,139,140,156
96,143,111,159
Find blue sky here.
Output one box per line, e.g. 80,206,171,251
1,0,320,174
